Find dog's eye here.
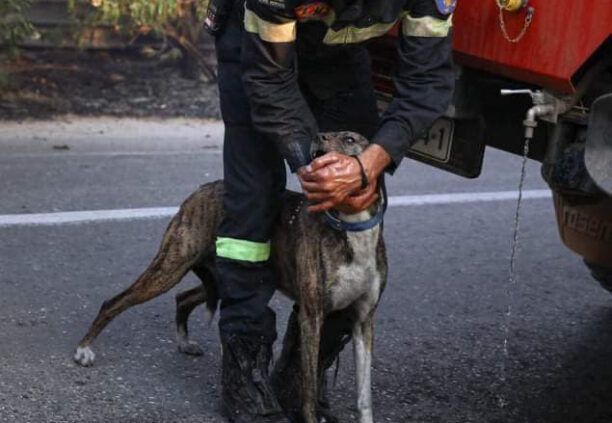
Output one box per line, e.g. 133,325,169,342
346,136,356,144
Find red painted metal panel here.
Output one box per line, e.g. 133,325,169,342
452,0,612,94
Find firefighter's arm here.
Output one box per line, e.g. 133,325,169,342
241,0,318,173
371,0,456,173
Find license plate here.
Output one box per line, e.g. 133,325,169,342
409,118,454,163
405,117,485,179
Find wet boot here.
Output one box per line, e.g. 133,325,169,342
221,335,284,423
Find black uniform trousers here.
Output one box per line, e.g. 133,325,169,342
214,10,380,343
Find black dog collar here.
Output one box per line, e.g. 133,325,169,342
324,206,384,232
323,188,386,232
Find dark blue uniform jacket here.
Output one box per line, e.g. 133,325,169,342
242,0,456,172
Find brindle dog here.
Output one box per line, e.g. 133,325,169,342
73,131,388,423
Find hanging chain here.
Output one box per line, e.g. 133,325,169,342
498,135,531,409
498,5,535,43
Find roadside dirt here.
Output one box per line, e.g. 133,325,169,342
0,48,220,121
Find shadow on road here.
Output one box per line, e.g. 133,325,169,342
514,305,612,423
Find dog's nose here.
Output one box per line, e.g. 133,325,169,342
313,149,326,159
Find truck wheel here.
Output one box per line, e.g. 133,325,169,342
552,192,612,291
585,261,612,294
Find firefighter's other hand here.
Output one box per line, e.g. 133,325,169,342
335,179,379,215
298,152,362,213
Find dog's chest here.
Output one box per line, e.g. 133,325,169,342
326,226,382,314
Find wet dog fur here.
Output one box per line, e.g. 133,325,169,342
73,131,387,423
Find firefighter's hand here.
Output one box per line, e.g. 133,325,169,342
298,145,391,213
298,152,362,213
335,179,380,215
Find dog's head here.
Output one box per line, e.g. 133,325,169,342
311,131,369,159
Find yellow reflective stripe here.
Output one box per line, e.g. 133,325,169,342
216,237,271,262
244,8,296,43
323,21,398,45
402,14,452,37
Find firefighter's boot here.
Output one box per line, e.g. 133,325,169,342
220,336,283,423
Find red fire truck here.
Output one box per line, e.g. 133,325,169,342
371,0,612,291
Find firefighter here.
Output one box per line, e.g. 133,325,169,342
208,0,456,421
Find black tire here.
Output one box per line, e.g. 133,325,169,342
585,260,612,294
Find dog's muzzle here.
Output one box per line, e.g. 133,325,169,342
312,149,327,160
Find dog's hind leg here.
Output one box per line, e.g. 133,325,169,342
353,314,374,423
74,260,193,367
74,215,203,367
175,285,207,356
175,265,218,356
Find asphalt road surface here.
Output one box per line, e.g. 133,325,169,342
1,120,611,423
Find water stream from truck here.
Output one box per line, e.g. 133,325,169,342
498,136,532,409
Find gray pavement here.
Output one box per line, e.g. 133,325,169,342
1,120,611,423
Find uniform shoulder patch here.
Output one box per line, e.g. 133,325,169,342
294,2,331,20
434,0,457,15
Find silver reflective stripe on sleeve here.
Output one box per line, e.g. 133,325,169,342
402,14,452,37
244,7,297,43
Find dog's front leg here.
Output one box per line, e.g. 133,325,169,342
297,244,323,423
353,315,374,423
299,304,322,423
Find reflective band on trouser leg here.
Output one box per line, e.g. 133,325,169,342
323,21,397,45
244,8,297,43
402,14,453,38
216,237,271,263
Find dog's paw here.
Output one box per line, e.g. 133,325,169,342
178,341,204,356
319,408,339,423
74,346,96,367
